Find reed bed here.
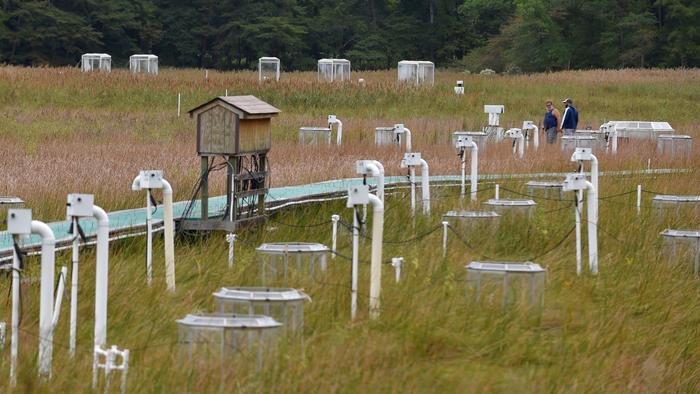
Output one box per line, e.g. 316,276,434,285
0,66,698,392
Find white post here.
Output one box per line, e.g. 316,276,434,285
410,167,416,216
460,148,466,197
52,266,68,329
419,158,430,214
205,69,208,79
93,205,110,349
69,217,79,356
391,257,403,283
162,180,175,292
10,235,20,385
145,188,153,286
351,208,359,320
177,93,181,118
226,233,236,268
586,180,599,274
331,214,340,259
225,89,228,96
368,194,384,320
495,184,500,200
442,221,448,257
637,185,642,215
31,220,56,378
470,144,479,202
575,190,583,276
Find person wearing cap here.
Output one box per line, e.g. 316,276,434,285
543,100,561,144
560,98,579,136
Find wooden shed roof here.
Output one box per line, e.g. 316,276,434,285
188,95,280,118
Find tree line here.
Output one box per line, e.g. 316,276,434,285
1,0,698,72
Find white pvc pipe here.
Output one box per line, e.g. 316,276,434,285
328,117,343,145
391,257,403,283
470,144,479,202
637,185,642,215
514,134,524,158
162,179,175,292
403,127,412,152
10,235,20,385
93,205,109,349
145,188,153,286
442,221,448,257
32,220,56,378
575,190,583,276
364,161,385,202
367,194,384,320
52,266,68,329
410,167,416,215
419,158,430,214
69,218,79,356
351,208,359,320
460,148,466,197
177,93,181,118
331,214,339,259
585,180,599,274
495,184,500,200
590,154,599,194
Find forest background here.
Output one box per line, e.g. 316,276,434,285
0,0,698,72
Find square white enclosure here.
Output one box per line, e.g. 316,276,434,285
318,59,351,82
560,135,605,151
81,53,111,72
397,61,435,85
177,313,281,370
375,127,400,146
465,261,546,308
443,210,500,239
612,121,674,139
259,57,280,81
485,199,537,216
657,134,692,159
660,229,700,276
257,242,330,285
299,127,332,145
129,54,158,75
652,195,700,222
0,196,24,225
213,287,310,334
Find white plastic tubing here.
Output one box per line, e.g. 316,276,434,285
367,194,384,320
93,206,110,348
460,141,479,202
523,121,539,149
506,128,525,158
131,175,175,292
363,160,385,202
418,158,430,214
328,115,343,145
10,221,56,380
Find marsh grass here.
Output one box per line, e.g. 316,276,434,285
0,67,699,392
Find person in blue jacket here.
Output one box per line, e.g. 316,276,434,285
560,98,578,135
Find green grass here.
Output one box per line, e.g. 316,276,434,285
0,66,699,392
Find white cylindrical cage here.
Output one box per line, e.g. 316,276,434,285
375,127,400,146
213,287,310,334
177,314,281,370
129,54,158,75
652,195,700,224
526,181,564,199
397,61,435,85
81,53,111,72
317,59,350,82
443,210,500,241
660,229,700,276
465,261,546,308
299,127,332,145
256,242,330,285
656,134,692,160
259,57,280,81
485,199,537,217
613,121,674,140
560,135,605,151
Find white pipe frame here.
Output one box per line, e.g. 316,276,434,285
131,174,176,292
458,138,479,202
331,214,340,259
93,205,110,349
418,158,431,214
367,194,384,319
9,220,57,380
522,121,539,149
505,128,525,158
328,115,343,145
